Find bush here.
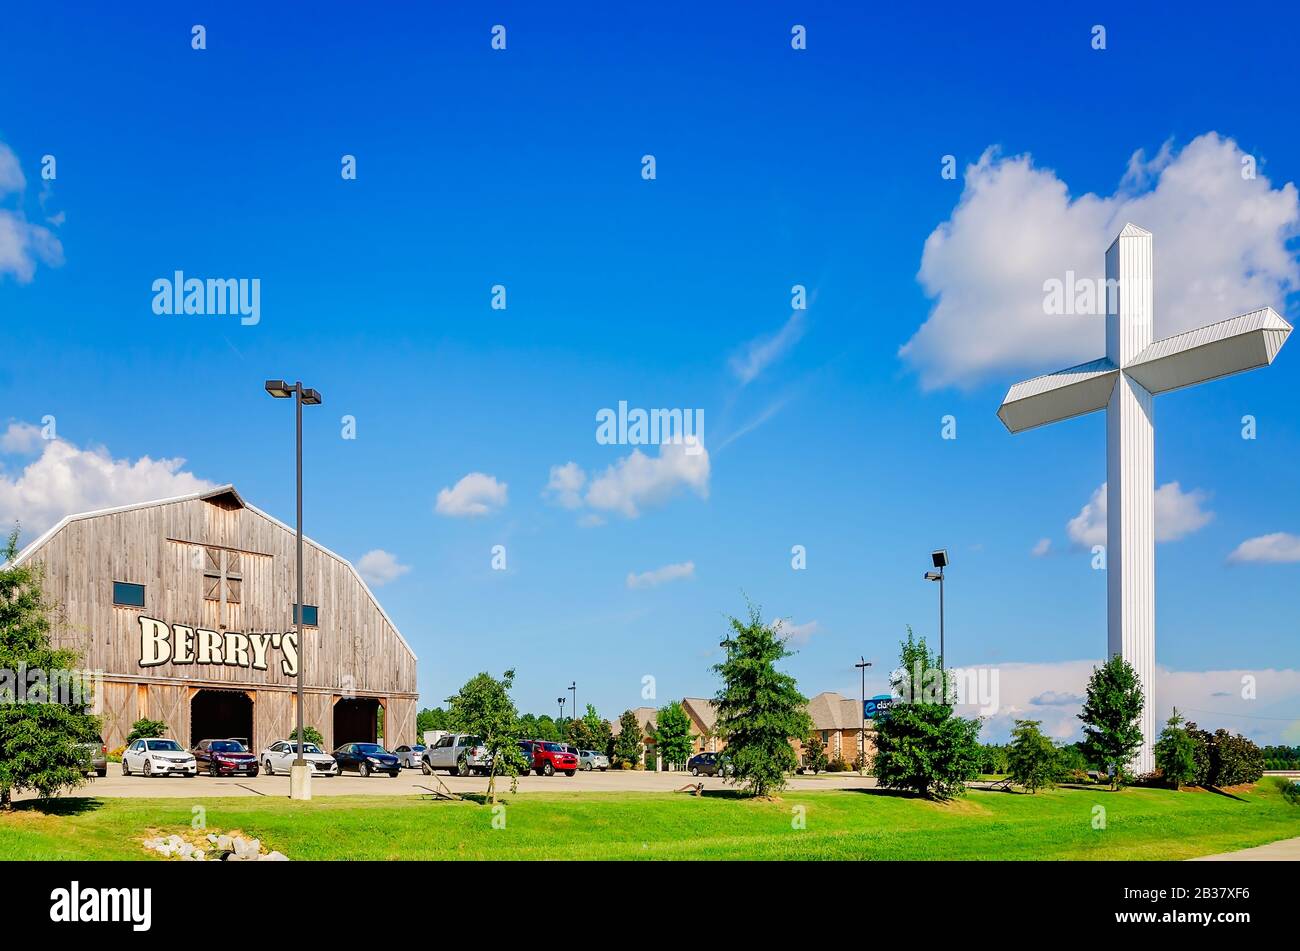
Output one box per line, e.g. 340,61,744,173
1276,777,1300,806
126,718,168,744
826,758,850,773
1184,722,1265,787
107,745,126,763
1007,720,1058,793
1153,709,1197,788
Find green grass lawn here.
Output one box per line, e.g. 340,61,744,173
3,781,1298,860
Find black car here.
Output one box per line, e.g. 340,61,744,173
332,742,401,777
688,752,728,777
192,738,259,777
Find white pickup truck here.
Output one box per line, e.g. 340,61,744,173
421,733,492,776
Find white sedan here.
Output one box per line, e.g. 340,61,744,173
259,740,338,776
392,744,426,769
122,738,196,777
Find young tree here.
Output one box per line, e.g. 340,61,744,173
802,730,829,774
653,701,695,769
1153,709,1198,789
0,530,101,809
613,709,644,767
445,669,526,804
416,706,449,735
871,629,981,800
1078,655,1145,789
712,604,811,797
1007,719,1059,793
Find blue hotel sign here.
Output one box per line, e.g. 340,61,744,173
864,695,894,720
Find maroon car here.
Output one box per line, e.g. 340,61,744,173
192,738,259,777
528,741,579,777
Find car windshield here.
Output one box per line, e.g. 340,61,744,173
210,741,246,752
146,740,183,752
289,743,323,755
356,744,385,754
462,736,484,746
412,745,424,751
543,743,565,752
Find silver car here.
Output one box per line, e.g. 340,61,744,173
260,740,338,776
579,749,610,771
392,744,426,769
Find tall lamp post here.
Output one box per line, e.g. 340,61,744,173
855,657,872,767
924,548,949,670
557,697,566,724
568,681,576,724
265,379,322,801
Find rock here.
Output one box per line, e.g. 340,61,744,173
262,851,289,861
206,833,218,843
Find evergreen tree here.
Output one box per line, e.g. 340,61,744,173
1007,719,1059,793
1153,709,1197,789
0,530,101,808
871,629,980,800
1078,655,1145,789
712,604,811,797
653,701,695,769
613,709,644,767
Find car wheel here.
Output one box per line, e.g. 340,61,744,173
97,768,107,778
564,770,576,777
691,767,699,776
421,760,431,775
143,760,152,777
359,761,371,778
456,757,469,777
390,770,400,778
122,760,130,776
262,759,275,776
543,762,555,777
208,763,219,777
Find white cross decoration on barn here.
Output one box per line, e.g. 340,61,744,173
997,224,1292,773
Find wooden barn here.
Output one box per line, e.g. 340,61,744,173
10,485,418,753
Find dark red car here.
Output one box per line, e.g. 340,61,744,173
192,738,259,777
528,741,578,777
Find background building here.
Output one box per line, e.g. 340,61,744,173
11,485,418,752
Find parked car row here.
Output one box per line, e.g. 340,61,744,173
116,737,420,779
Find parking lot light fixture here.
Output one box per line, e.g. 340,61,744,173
924,549,948,669
264,378,323,801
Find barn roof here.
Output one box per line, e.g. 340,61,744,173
6,483,417,662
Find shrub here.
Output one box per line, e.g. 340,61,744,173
126,718,169,744
1153,709,1197,788
1276,777,1300,806
1184,722,1264,787
1007,720,1058,793
826,758,850,773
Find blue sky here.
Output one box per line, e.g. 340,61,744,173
2,3,1298,743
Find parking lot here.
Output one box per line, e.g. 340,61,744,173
38,766,878,799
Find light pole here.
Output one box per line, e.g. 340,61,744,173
265,379,322,801
924,548,949,670
568,681,576,725
855,657,872,767
557,697,565,723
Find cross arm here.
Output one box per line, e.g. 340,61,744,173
1124,307,1292,395
997,357,1119,433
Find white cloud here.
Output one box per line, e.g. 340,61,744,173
434,472,507,517
729,311,805,384
543,462,586,510
0,421,44,454
1228,532,1300,564
626,561,695,589
0,142,64,284
901,133,1300,389
1067,481,1213,547
583,441,710,519
1031,537,1052,558
355,549,410,585
775,618,819,645
0,430,214,541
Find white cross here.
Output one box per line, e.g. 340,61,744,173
998,223,1292,773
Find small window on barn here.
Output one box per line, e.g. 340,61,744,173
113,582,146,607
293,604,319,627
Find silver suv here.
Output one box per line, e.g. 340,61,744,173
422,733,491,776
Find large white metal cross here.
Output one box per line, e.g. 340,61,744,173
997,223,1292,773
